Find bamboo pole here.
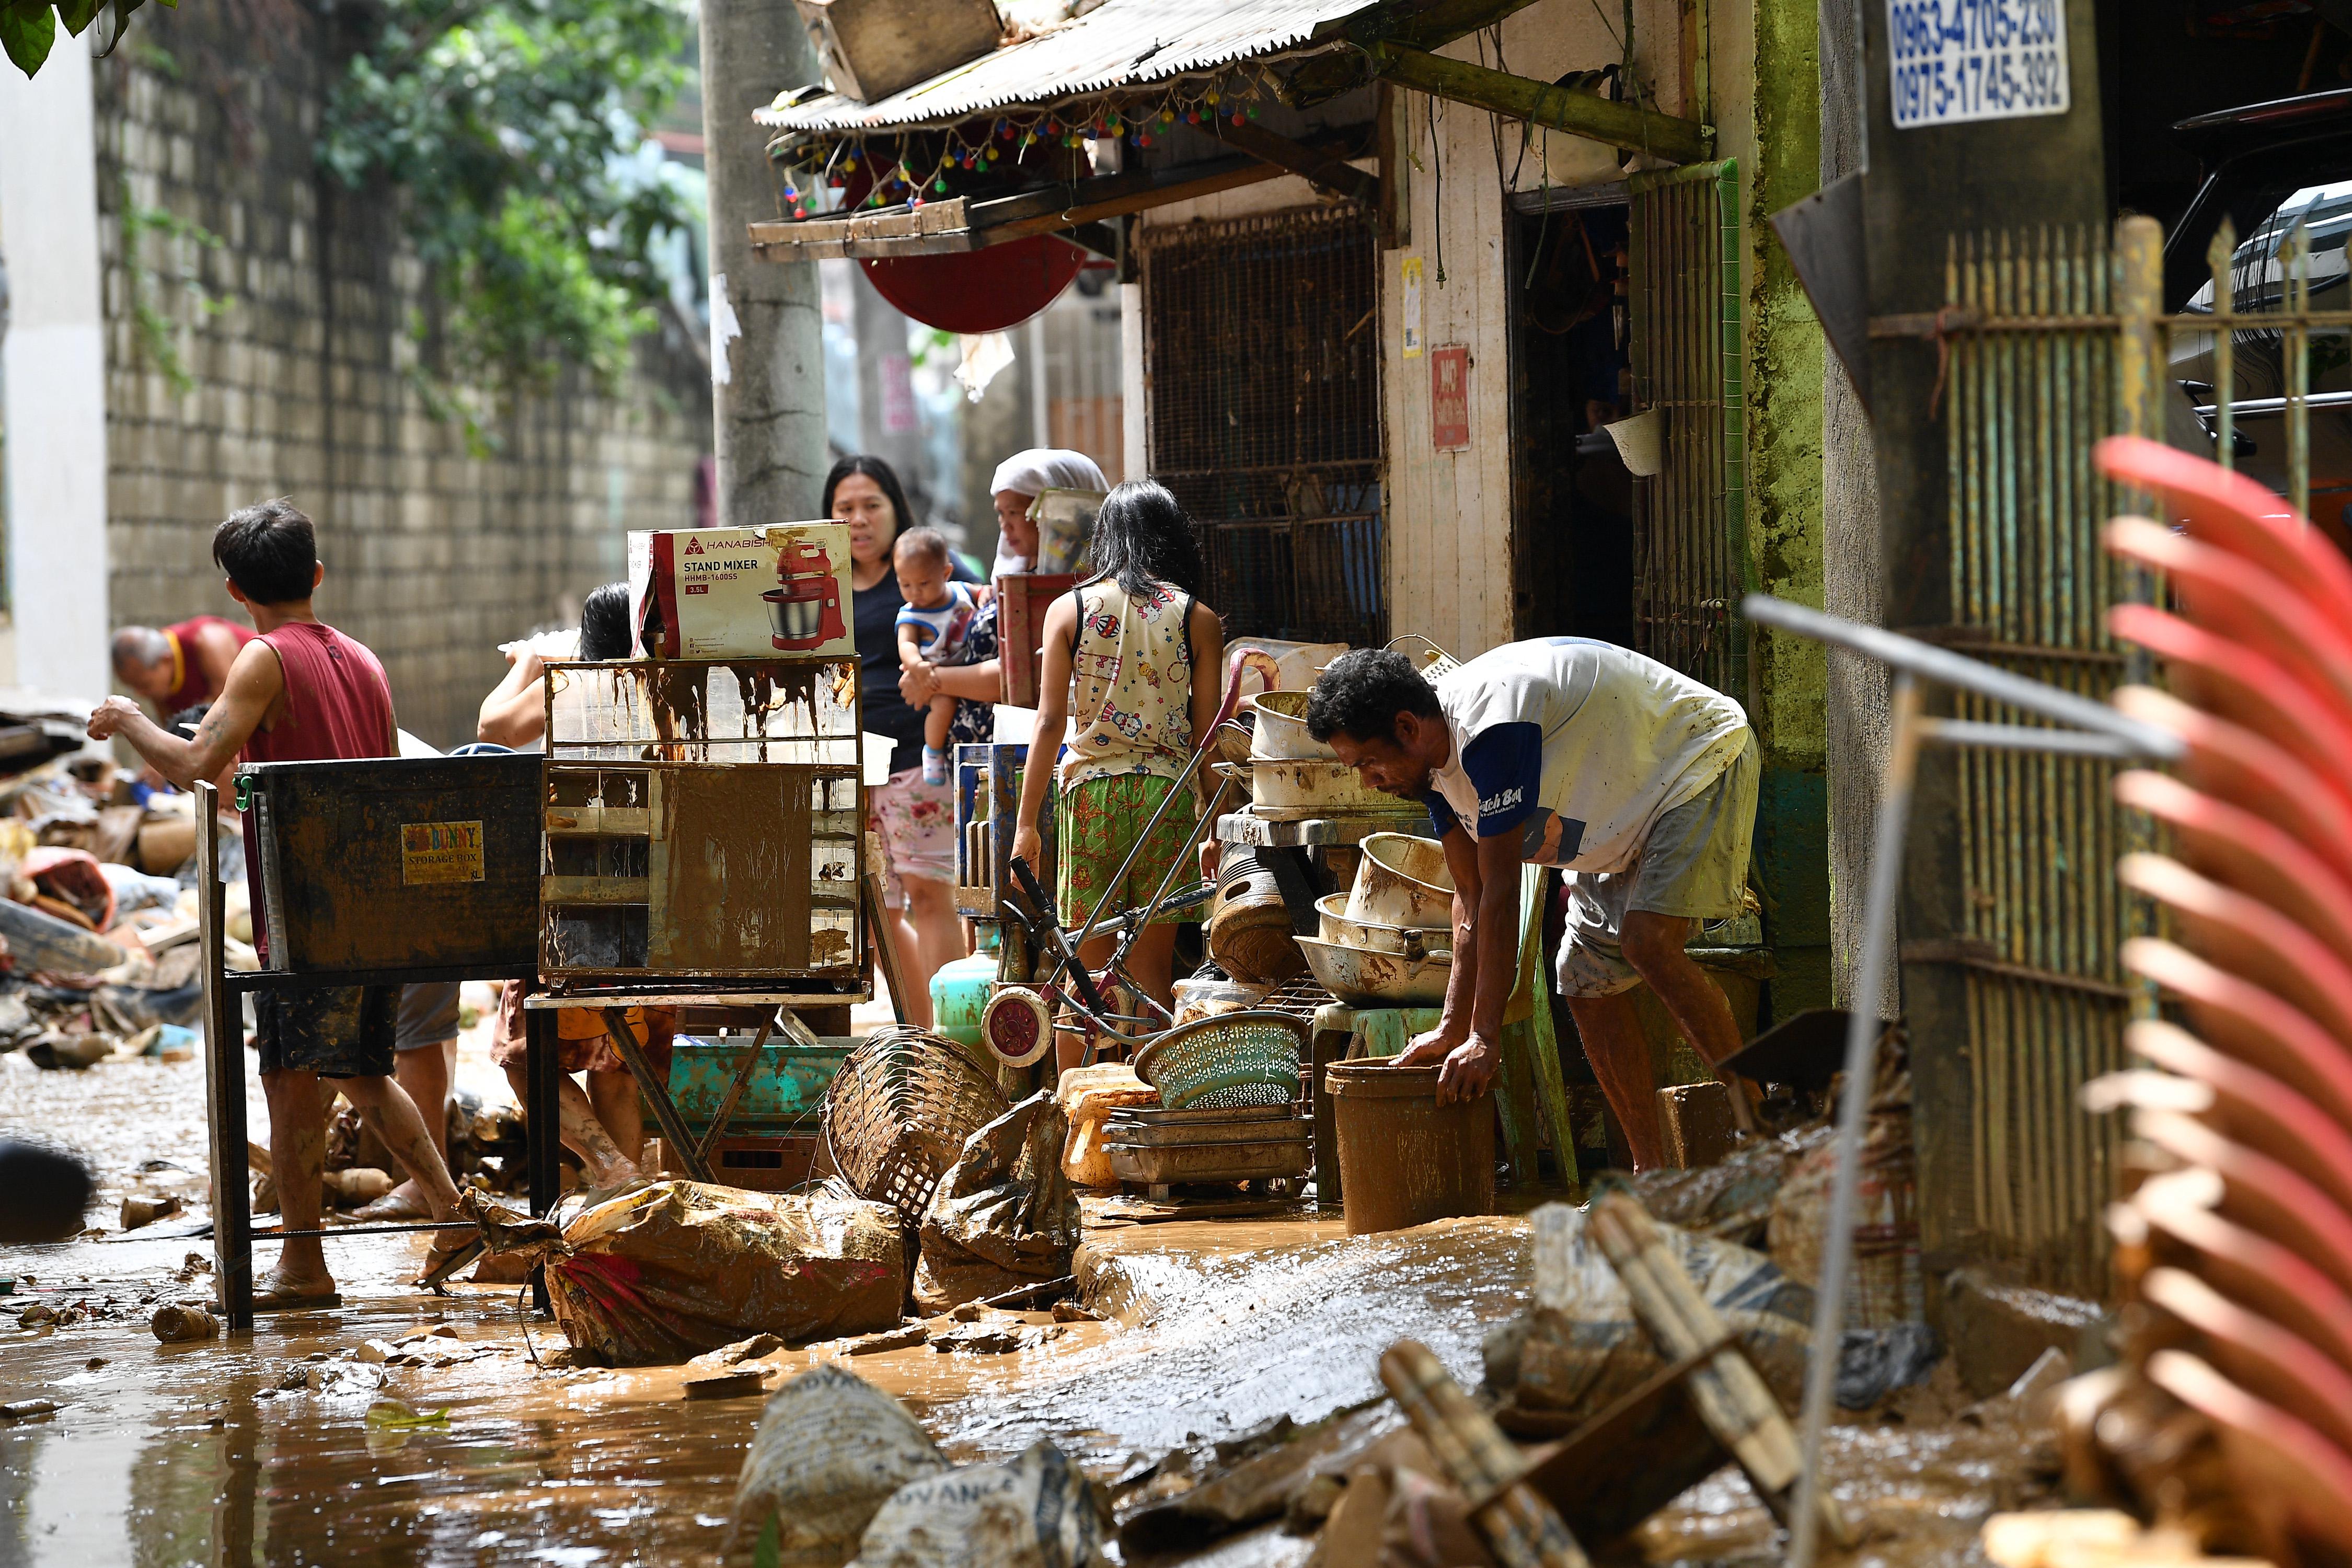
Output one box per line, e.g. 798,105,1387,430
1378,1340,1593,1568
1587,1194,1851,1547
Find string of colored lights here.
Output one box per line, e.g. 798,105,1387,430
769,60,1290,219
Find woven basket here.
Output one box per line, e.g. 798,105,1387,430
1133,1009,1307,1111
821,1026,1009,1223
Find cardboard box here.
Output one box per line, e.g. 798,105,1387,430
996,572,1075,707
628,523,856,660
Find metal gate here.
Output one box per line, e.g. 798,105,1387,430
1139,204,1385,647
1902,212,2346,1297
1923,225,2134,1298
1628,161,1747,697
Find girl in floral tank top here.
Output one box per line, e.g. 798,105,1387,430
1013,481,1224,1068
1062,576,1198,787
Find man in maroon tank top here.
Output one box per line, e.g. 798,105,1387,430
89,499,468,1307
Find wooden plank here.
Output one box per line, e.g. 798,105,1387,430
1213,121,1381,205
197,782,253,1336
1520,867,1575,1182
1508,1335,1733,1537
694,1012,779,1165
1494,1017,1540,1186
748,134,1369,260
863,867,911,1025
524,1002,559,1314
544,806,650,836
1359,0,1548,52
541,875,651,905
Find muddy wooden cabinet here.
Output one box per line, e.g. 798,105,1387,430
240,753,543,970
538,658,865,988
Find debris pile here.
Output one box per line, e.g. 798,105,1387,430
915,1090,1081,1310
0,752,237,1069
466,1180,906,1365
729,1365,1105,1568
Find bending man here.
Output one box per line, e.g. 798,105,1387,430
1306,640,1758,1169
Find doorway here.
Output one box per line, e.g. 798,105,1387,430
1507,199,1635,645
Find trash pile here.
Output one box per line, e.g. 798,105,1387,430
709,1170,2013,1568
0,746,233,1069
728,1366,1106,1568
914,1090,1080,1311
466,1181,907,1365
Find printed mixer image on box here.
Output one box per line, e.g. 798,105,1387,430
627,522,855,660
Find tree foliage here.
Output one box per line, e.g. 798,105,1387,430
319,0,694,411
4,0,172,79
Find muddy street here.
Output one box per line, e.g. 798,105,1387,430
3,1047,2070,1568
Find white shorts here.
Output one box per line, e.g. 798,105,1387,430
1555,732,1758,998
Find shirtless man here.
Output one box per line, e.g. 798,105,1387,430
111,616,255,719
88,499,468,1306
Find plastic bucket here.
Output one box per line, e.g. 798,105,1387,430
1324,1061,1495,1235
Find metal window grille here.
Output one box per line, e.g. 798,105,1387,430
1139,204,1385,646
1628,161,1747,699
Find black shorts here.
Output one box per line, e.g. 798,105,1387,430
254,986,398,1078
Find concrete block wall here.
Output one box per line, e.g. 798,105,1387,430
90,9,712,749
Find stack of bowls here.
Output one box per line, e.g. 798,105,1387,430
1297,832,1455,1007
1244,693,1422,818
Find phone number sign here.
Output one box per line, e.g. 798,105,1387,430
1888,0,2070,129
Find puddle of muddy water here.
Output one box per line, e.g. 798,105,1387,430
3,1050,2057,1568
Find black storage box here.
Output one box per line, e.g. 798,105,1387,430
238,753,541,974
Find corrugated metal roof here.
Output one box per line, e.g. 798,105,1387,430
756,0,1377,136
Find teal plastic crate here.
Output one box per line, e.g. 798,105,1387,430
663,1036,853,1132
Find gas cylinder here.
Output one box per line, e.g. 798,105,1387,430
931,926,1002,1053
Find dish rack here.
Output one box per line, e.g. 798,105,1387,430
1133,1009,1308,1111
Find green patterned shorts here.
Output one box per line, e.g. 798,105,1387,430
1056,773,1200,932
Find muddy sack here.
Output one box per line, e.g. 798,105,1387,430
727,1364,946,1564
915,1091,1081,1311
468,1182,905,1365
847,1439,1108,1568
1484,1201,1815,1425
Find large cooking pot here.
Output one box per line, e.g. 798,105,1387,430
1245,690,1334,762
1345,833,1454,929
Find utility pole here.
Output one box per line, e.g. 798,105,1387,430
700,0,827,527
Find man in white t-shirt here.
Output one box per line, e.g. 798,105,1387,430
1307,639,1760,1169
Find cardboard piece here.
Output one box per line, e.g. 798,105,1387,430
628,523,856,661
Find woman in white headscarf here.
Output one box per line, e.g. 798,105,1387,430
985,448,1109,576
901,448,1110,735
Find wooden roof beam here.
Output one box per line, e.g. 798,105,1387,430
1212,121,1380,205
1368,44,1712,166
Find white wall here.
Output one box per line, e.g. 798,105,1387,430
0,39,109,704
1381,0,1687,661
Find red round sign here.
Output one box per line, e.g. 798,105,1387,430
860,235,1087,333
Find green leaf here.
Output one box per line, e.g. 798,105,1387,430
54,0,98,36
364,1398,452,1429
753,1515,780,1568
1,2,58,77
316,0,693,405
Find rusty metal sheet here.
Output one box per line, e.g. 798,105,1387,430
755,0,1377,136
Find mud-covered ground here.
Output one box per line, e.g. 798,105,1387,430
1,1042,2052,1567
